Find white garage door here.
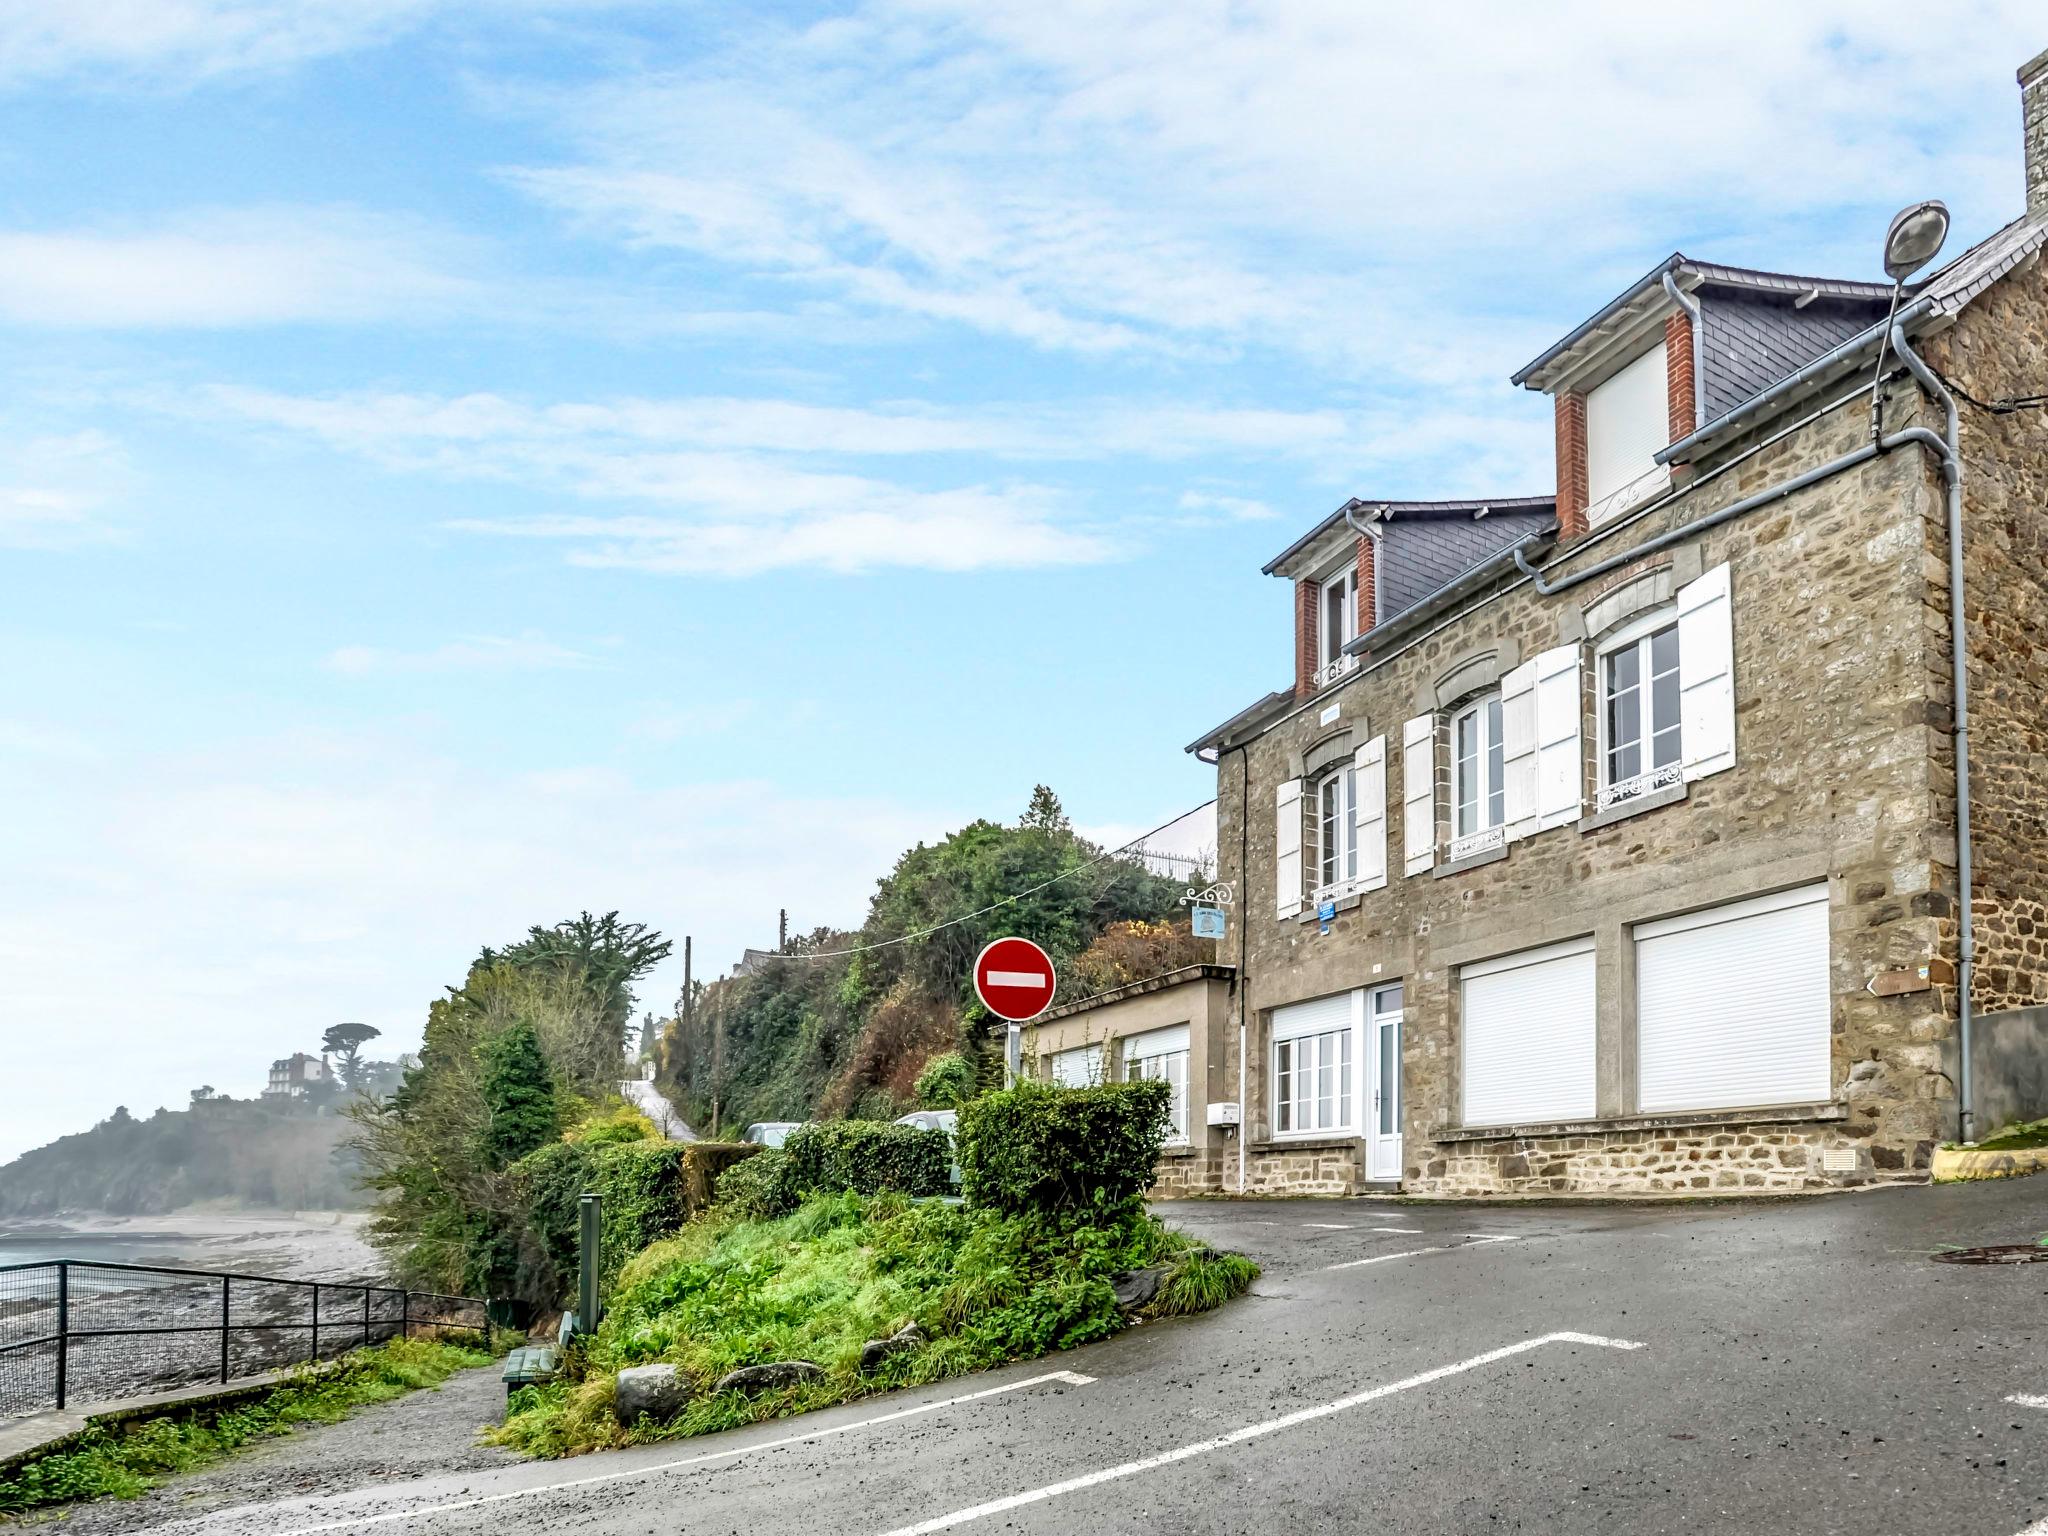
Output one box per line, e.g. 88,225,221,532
1460,937,1597,1127
1636,884,1831,1113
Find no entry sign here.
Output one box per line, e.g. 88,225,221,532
973,936,1057,1021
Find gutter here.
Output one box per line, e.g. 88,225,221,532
1658,293,1937,466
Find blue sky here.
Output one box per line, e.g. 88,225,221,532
2,1,2042,1162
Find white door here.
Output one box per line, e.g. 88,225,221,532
1367,984,1403,1180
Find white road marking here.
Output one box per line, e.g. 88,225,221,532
2007,1392,2048,1409
1303,1223,1354,1229
873,1332,1646,1536
986,970,1048,988
1322,1234,1518,1271
1369,1226,1424,1234
251,1370,1097,1535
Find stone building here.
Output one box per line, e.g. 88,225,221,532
1178,49,2048,1198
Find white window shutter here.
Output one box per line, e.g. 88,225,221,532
1401,714,1436,876
1533,644,1584,829
1500,658,1538,840
1275,779,1304,919
1352,735,1387,891
1678,562,1735,780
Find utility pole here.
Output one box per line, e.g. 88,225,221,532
778,908,788,953
682,936,693,1027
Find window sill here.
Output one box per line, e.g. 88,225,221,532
1579,778,1687,833
1428,1101,1848,1144
1251,1134,1362,1153
1157,1143,1196,1160
1432,840,1510,879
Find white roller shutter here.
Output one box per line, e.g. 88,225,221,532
1275,779,1303,919
1460,937,1596,1126
1272,991,1354,1041
1123,1024,1190,1059
1402,714,1436,876
1586,339,1670,518
1678,562,1735,781
1636,884,1830,1113
1050,1043,1102,1087
1352,735,1387,891
1500,658,1538,840
1533,644,1584,829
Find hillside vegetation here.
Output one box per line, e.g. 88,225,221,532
0,1104,363,1218
656,787,1210,1131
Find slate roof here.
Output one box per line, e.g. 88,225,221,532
1697,290,1889,421
1376,507,1556,620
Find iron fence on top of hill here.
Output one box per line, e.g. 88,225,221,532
0,1259,488,1417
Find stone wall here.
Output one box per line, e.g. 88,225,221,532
1213,371,1960,1196
1921,257,2048,1028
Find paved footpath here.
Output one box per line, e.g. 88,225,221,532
96,1180,2048,1536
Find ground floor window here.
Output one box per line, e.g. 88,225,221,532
1272,993,1354,1136
1635,884,1830,1113
1460,936,1596,1126
1123,1024,1191,1143
1047,1042,1102,1088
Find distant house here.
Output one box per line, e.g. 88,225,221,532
263,1053,329,1100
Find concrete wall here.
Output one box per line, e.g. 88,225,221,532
1214,373,1961,1196
1949,1005,2048,1138
1021,970,1239,1197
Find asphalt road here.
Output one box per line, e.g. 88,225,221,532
120,1181,2048,1536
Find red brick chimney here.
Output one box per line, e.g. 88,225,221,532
1553,391,1589,540
1293,577,1321,697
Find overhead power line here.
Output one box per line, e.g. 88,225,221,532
778,799,1219,962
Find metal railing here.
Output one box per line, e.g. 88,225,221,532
0,1260,488,1416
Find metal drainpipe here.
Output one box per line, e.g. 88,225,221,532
1236,741,1250,1196
1888,321,1975,1144
1661,271,1707,430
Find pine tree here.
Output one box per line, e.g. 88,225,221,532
479,1022,557,1168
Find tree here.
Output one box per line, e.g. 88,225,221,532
479,1021,558,1170
322,1022,383,1093
481,911,671,1047
1020,784,1070,833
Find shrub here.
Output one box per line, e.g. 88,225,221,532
678,1142,760,1214
913,1052,977,1109
783,1121,951,1198
713,1146,795,1221
572,1104,658,1146
516,1139,705,1299
958,1079,1169,1215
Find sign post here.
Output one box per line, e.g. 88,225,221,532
974,937,1057,1086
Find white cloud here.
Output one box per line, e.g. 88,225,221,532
0,429,131,548
1178,491,1276,523
325,632,603,676
503,0,2045,373
0,207,479,328
0,725,959,1163
0,0,620,89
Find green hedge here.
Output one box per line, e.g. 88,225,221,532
958,1079,1170,1214
782,1121,951,1198
713,1146,796,1221
515,1139,707,1299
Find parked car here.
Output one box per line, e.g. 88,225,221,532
896,1109,962,1189
742,1121,803,1148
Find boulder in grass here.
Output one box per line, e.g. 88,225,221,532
858,1321,926,1374
713,1360,825,1395
614,1363,691,1425
1110,1267,1165,1313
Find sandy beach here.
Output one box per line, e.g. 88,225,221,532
0,1208,384,1282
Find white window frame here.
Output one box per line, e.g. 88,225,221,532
1449,691,1505,859
1123,1025,1191,1145
1270,993,1357,1140
1313,765,1357,899
1312,559,1358,689
1596,609,1683,809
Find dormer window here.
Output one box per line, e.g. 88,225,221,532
1585,339,1673,525
1314,562,1357,687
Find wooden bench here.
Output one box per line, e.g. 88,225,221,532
502,1345,561,1402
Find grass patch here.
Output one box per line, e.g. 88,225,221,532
1969,1117,2048,1152
0,1335,494,1516
490,1191,1256,1458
